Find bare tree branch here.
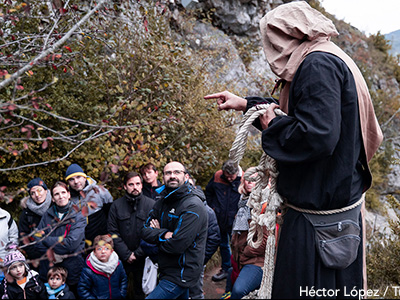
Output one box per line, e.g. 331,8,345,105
0,127,108,172
0,0,109,90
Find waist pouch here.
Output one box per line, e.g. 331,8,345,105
302,203,361,270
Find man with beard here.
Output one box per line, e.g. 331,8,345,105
142,161,208,299
108,172,155,299
65,163,113,244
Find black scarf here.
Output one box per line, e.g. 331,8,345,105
54,202,72,220
125,192,142,211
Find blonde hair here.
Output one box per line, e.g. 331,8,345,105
93,234,114,249
238,169,256,195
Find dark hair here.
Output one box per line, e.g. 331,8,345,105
51,181,69,197
47,266,68,281
124,171,142,185
140,163,157,175
222,159,238,175
93,234,114,248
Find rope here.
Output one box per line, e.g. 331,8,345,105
230,103,365,299
284,195,364,215
229,103,285,299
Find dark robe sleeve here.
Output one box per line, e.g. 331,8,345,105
261,54,342,164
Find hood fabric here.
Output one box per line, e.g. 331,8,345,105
260,1,382,162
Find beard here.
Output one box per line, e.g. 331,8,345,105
128,189,140,196
165,178,182,189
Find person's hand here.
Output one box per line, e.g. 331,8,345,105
127,252,136,263
260,103,280,130
150,219,160,229
204,91,247,112
164,232,173,239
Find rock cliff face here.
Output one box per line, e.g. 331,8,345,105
170,0,399,239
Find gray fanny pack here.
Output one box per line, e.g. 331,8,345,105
302,203,361,270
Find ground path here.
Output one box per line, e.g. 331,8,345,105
203,265,227,299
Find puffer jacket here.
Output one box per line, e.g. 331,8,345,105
205,170,241,232
107,193,155,262
34,203,86,286
142,183,208,288
0,270,47,299
70,177,113,242
77,254,128,299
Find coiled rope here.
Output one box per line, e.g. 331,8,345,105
229,103,365,299
229,103,285,299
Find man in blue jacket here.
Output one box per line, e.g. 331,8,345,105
205,160,241,282
142,161,208,299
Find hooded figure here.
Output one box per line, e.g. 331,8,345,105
257,2,382,298
204,1,383,298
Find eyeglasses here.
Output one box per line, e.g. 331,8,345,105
164,170,186,176
95,245,113,252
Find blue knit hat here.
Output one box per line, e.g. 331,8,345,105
65,163,87,181
27,177,48,192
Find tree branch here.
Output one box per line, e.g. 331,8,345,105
0,0,109,90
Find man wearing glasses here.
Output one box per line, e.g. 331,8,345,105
142,161,208,299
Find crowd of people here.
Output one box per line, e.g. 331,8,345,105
1,159,258,299
1,1,384,299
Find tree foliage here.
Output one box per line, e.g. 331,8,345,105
0,0,236,204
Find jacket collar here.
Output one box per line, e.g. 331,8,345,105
159,182,193,203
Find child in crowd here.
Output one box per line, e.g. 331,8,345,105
0,244,46,299
77,234,128,299
45,266,75,299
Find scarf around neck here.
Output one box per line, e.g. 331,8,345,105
26,191,52,217
260,1,383,162
88,251,119,275
125,192,142,210
45,283,65,299
54,202,71,220
232,194,251,234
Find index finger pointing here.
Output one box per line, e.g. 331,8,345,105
204,92,225,100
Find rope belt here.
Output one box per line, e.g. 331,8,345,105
283,194,365,215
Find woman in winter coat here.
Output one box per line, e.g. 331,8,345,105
77,234,128,299
222,170,269,299
34,181,86,297
18,178,52,262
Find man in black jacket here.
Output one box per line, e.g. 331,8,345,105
142,161,208,299
108,171,155,299
205,160,241,281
